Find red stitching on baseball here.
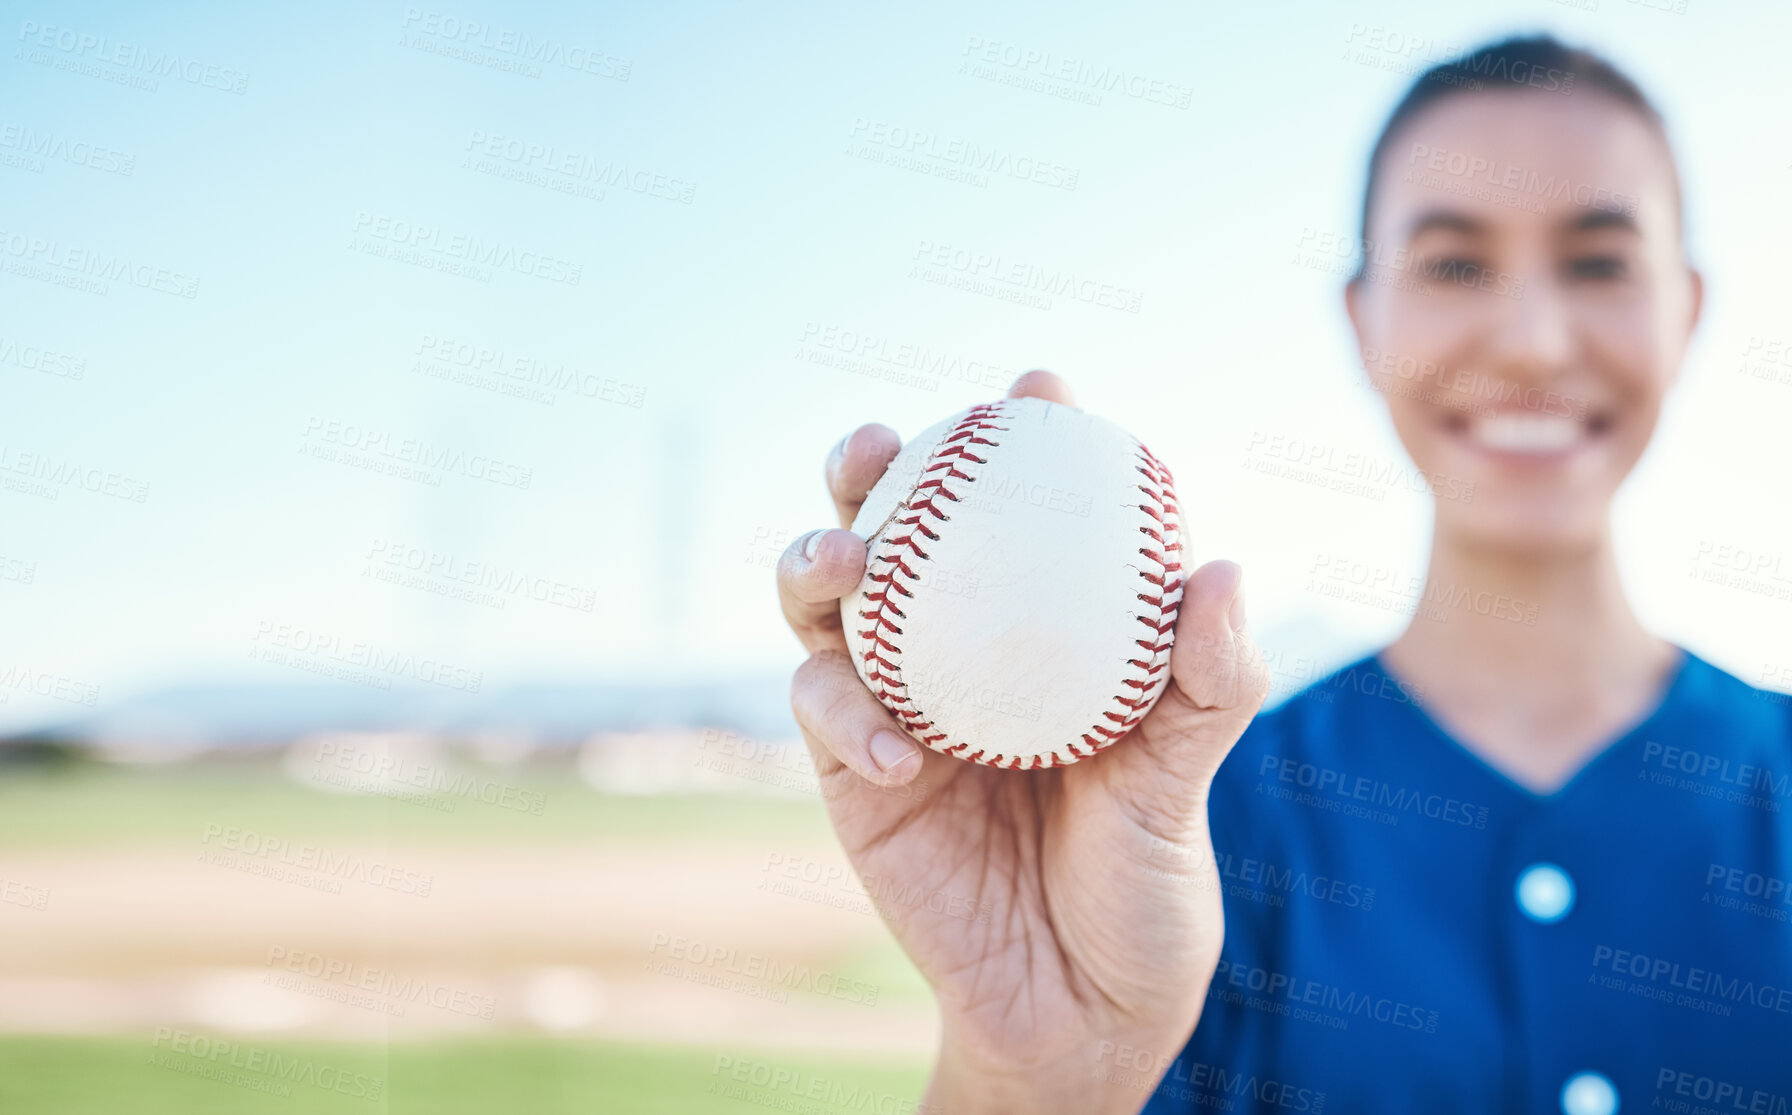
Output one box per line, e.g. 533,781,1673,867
858,405,1182,771
1077,445,1182,761
858,402,1010,754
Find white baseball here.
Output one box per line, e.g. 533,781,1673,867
842,397,1184,769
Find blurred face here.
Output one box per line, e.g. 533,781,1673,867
1346,88,1701,555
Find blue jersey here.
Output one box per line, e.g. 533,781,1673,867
1140,649,1792,1115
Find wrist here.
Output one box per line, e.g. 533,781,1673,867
922,1015,1194,1115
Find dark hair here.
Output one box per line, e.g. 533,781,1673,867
1354,34,1680,278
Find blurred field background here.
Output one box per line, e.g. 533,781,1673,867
0,739,941,1113
8,0,1792,1110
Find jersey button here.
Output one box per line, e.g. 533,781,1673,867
1560,1070,1618,1115
1516,862,1575,924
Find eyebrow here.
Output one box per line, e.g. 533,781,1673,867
1399,204,1642,244
1404,210,1485,239
1568,207,1639,233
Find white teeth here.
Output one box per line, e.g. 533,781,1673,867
1469,414,1583,453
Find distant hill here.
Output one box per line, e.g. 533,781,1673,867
0,617,1369,754
0,675,802,751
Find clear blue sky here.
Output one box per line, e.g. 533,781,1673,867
5,0,1790,733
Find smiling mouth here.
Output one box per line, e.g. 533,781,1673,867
1444,410,1615,458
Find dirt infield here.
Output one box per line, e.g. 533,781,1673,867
0,839,939,1054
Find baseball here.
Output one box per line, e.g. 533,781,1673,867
842,397,1184,769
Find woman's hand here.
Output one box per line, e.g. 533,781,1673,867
777,371,1270,1114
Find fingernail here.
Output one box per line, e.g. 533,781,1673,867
1227,578,1247,634
869,731,918,775
803,531,824,562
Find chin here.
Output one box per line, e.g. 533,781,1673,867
1399,402,1634,554
1438,494,1611,556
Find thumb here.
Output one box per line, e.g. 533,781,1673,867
1113,560,1271,788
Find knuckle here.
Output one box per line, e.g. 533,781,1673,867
792,652,868,721
821,676,874,731
791,652,830,693
775,541,807,585
789,656,831,718
816,759,864,800
815,537,868,583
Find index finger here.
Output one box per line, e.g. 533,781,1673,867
1006,369,1078,407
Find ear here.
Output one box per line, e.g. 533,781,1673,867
1343,276,1369,358
1685,265,1704,338
1668,266,1703,390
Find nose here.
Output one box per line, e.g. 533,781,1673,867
1484,269,1574,384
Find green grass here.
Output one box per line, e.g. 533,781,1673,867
0,764,922,1112
0,1036,931,1114
0,761,837,849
